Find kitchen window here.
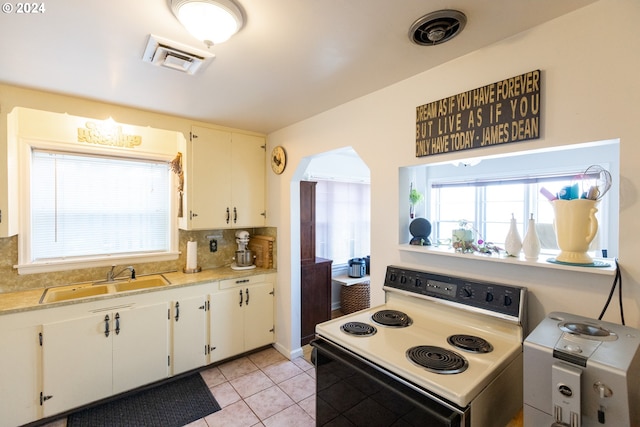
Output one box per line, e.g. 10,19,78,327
430,172,600,254
315,180,370,266
17,147,178,274
402,139,619,259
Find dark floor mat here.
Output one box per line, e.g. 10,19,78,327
67,373,221,427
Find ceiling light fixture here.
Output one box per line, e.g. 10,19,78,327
170,0,244,47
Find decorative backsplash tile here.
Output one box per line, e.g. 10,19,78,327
0,227,276,294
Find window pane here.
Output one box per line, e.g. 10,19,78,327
31,150,170,261
315,181,370,265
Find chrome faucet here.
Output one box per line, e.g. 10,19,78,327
106,265,136,282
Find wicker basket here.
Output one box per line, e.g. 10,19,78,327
340,281,371,314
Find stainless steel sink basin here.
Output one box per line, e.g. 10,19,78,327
112,275,169,292
42,284,110,303
40,274,170,303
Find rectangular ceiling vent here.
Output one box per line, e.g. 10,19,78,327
142,34,214,75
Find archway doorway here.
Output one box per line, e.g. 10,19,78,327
292,147,371,348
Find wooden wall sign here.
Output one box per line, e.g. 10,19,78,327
416,70,541,157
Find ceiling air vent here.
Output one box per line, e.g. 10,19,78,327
409,10,467,46
142,34,214,74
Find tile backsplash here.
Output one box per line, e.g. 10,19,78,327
0,227,276,294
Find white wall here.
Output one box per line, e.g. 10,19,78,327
266,0,640,358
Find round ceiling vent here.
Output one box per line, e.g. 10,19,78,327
409,9,467,46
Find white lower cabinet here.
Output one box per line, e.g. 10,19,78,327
209,274,275,363
171,295,208,375
41,302,169,417
0,322,41,427
0,272,276,427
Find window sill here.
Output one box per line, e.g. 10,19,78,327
398,244,616,276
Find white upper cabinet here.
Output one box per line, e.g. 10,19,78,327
181,126,266,230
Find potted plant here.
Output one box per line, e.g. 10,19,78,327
409,185,423,219
452,220,474,252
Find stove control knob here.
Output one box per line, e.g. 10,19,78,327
462,286,473,298
485,292,494,302
504,295,513,306
415,278,422,288
400,276,407,284
389,273,397,282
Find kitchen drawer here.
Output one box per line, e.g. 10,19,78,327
220,274,266,289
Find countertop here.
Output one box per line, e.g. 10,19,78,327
0,266,276,315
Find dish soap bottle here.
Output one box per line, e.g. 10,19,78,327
522,213,541,260
504,213,522,257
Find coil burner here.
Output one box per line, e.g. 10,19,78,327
340,322,377,337
371,310,413,327
447,334,494,354
406,345,468,374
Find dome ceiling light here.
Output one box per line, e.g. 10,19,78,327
409,10,467,46
170,0,244,47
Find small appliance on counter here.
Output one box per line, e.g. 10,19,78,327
524,312,640,426
231,230,256,270
347,257,366,278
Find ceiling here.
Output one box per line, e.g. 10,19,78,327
0,0,597,134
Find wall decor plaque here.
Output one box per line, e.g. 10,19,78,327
416,70,541,157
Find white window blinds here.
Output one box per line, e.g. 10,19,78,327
30,150,171,261
315,180,370,265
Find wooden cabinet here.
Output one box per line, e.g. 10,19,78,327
301,258,333,345
181,125,266,230
209,274,275,363
300,180,333,345
300,181,317,262
40,303,169,417
170,295,208,375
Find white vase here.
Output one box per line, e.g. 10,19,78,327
504,214,522,257
522,213,541,260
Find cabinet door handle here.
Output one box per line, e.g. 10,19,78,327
190,210,198,219
40,392,53,405
233,207,237,223
115,312,120,335
239,289,243,307
104,314,110,337
175,301,180,321
245,288,250,305
226,207,230,224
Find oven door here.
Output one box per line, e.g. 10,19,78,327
311,338,468,427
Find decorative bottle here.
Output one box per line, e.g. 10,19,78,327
504,213,522,257
522,213,541,260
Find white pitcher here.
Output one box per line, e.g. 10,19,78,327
552,199,599,264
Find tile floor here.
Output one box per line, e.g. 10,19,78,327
41,346,317,427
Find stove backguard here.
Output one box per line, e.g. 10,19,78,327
384,265,526,328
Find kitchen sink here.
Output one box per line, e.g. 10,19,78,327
40,274,170,303
42,284,110,303
112,275,169,292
